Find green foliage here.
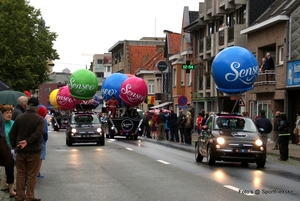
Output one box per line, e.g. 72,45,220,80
0,0,59,91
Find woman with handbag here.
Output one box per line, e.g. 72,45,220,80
295,111,300,145
1,105,16,197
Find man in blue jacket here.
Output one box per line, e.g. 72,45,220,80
255,110,273,147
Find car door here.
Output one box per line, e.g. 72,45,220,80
199,116,213,156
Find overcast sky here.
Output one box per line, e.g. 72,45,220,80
28,0,202,73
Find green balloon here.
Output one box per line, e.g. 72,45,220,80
68,69,98,100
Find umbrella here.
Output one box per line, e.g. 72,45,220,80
0,90,26,106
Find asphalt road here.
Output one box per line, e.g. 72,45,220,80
1,129,299,201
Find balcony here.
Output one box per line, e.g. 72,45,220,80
251,71,276,94
206,35,211,50
219,29,225,46
254,71,275,85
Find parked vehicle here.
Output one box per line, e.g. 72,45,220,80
195,113,266,168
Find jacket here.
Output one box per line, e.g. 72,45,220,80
274,116,281,131
9,109,44,154
255,115,273,134
12,104,25,120
278,120,290,134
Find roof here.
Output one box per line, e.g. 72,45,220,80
134,51,164,74
165,32,181,55
241,0,300,34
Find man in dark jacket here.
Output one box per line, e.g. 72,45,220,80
9,97,44,201
255,110,273,147
272,111,281,150
12,96,28,120
177,110,186,143
167,110,178,142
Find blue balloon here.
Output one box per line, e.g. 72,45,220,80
212,46,258,94
101,73,128,105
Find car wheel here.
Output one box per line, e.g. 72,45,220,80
256,159,266,168
195,142,203,162
207,145,215,165
66,138,72,146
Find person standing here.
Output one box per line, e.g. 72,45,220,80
36,105,48,179
195,113,203,135
167,110,178,142
272,111,281,150
177,110,186,143
157,110,166,141
277,114,290,161
184,111,193,145
1,105,16,197
12,96,28,120
265,52,275,81
295,111,300,145
9,97,44,201
164,113,169,141
255,110,273,147
105,95,118,117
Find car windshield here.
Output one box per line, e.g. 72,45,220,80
214,117,257,132
71,114,100,124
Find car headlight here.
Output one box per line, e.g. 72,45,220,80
216,137,225,145
97,128,101,133
71,128,77,133
255,139,263,146
111,126,115,130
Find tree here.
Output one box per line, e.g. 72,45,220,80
0,0,59,91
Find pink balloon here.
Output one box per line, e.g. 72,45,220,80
119,77,147,106
56,86,78,110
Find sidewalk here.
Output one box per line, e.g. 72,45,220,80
142,133,300,161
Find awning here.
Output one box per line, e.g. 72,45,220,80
150,101,173,109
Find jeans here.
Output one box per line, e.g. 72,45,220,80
15,153,40,201
4,159,15,184
278,135,290,160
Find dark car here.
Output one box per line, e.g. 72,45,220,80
51,115,69,131
195,113,266,168
65,112,105,146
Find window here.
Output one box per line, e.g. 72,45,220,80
187,70,192,86
278,46,284,65
173,68,177,87
226,13,234,27
236,6,246,24
156,77,161,93
43,87,51,93
106,66,111,72
95,72,104,78
148,80,154,94
97,59,103,64
181,69,185,85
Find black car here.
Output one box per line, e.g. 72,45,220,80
65,112,105,146
195,113,266,168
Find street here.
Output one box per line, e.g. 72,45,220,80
2,128,299,201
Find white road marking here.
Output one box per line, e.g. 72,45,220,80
157,160,170,164
126,147,133,151
223,185,255,196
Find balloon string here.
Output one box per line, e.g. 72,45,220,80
231,93,241,114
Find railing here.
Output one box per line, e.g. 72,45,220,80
254,70,276,85
199,39,204,53
219,29,224,46
206,35,211,50
228,26,234,42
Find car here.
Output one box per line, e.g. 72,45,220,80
65,112,105,146
195,113,266,168
51,115,69,131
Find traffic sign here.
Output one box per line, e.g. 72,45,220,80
239,98,245,106
178,95,188,106
156,60,168,72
